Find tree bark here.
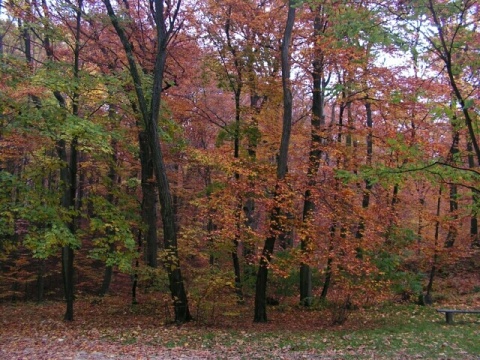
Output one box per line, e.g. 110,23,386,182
445,130,460,248
232,79,244,302
62,246,74,322
355,100,373,241
61,1,81,321
103,0,191,322
320,256,332,299
57,137,77,321
223,5,245,302
36,259,45,303
467,142,479,247
99,264,113,298
424,188,442,305
321,223,339,299
99,135,119,297
139,131,159,268
300,7,327,306
254,0,296,323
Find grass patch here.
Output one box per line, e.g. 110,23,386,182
3,300,477,359
281,304,480,359
135,304,480,359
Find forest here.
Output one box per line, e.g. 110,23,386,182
0,0,479,330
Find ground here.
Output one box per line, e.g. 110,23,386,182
2,253,480,359
1,292,479,359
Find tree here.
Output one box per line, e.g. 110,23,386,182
299,2,329,307
254,0,296,323
18,0,84,320
422,0,479,249
102,0,191,323
392,0,480,248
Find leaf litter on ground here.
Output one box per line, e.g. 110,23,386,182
1,295,480,359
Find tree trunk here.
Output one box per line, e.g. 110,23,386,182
355,100,373,241
232,237,243,302
242,197,256,281
467,142,479,247
424,188,442,305
62,245,75,320
242,93,262,275
61,2,81,321
232,78,244,302
300,7,327,306
299,263,312,305
444,127,460,248
57,137,78,321
254,204,280,322
444,184,458,248
254,0,296,323
321,224,336,299
99,264,113,297
132,230,142,305
103,0,191,323
20,0,80,320
149,85,191,323
320,256,332,299
139,131,159,268
36,259,45,303
99,136,119,297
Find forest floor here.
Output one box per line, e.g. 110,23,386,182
1,291,480,360
2,254,480,359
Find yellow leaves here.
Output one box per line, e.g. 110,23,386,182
160,249,180,271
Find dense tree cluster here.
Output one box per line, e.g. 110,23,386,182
0,0,479,323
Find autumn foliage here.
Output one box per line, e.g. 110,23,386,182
0,0,479,325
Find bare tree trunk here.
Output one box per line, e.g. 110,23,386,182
57,135,78,321
445,130,460,248
355,100,373,242
232,84,244,302
320,256,332,299
103,0,191,322
467,142,479,247
222,6,245,302
99,134,119,297
321,223,342,299
254,0,295,323
99,264,113,297
131,229,142,305
300,7,328,306
424,188,442,305
61,1,82,321
36,259,45,303
139,131,159,268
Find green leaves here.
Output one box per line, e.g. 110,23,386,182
24,222,81,259
64,114,113,155
19,168,81,258
86,195,138,273
0,172,20,257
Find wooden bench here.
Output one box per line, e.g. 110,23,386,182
436,309,480,324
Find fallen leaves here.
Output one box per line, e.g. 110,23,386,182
1,297,479,359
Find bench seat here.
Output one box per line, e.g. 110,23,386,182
436,309,480,324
